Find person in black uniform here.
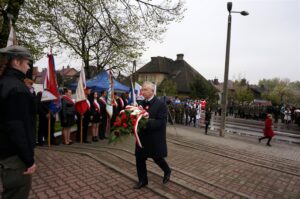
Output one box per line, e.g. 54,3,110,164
134,81,171,189
36,92,57,146
89,91,101,141
121,92,129,107
98,90,108,139
60,88,76,145
76,88,92,143
205,107,212,134
0,45,37,198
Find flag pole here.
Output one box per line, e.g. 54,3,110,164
48,109,51,147
80,116,83,144
106,115,110,138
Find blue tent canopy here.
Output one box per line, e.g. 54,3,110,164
69,71,130,92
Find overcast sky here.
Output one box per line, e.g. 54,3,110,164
36,0,300,85
140,0,300,84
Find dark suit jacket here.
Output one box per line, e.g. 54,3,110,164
135,96,168,158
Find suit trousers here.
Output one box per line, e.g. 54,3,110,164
99,116,107,139
136,155,171,183
0,155,32,199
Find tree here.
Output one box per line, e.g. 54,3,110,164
288,81,300,106
190,76,218,106
233,79,253,104
13,0,184,78
157,79,177,96
259,78,293,105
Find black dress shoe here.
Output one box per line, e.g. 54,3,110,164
83,140,91,144
163,170,171,184
133,181,148,189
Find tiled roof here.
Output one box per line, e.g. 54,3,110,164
58,68,78,76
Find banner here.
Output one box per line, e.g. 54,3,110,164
128,76,137,106
75,66,89,115
6,18,17,47
106,70,114,118
43,51,61,112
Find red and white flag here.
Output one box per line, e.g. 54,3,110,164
75,66,90,115
43,51,60,98
42,50,61,112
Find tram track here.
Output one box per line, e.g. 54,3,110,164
167,134,300,177
39,128,300,199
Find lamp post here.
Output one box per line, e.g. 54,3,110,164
220,2,249,137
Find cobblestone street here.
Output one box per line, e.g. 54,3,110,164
15,125,300,198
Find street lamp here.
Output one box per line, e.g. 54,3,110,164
220,2,249,137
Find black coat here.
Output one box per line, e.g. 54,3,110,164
89,99,101,123
0,68,36,168
60,97,76,127
135,96,168,158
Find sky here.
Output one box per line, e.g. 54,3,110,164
36,0,300,85
140,0,300,84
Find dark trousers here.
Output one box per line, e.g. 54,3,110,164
38,115,55,145
136,155,171,183
0,156,31,199
259,136,272,144
76,114,89,142
205,121,210,134
99,116,107,139
189,116,196,127
37,115,47,145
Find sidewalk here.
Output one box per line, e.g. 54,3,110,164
29,149,162,199
167,124,300,161
1,124,299,198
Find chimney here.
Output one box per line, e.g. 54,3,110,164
213,78,219,85
176,54,184,60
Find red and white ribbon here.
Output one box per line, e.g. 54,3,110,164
125,105,149,148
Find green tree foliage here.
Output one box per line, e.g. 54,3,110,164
288,81,300,106
189,76,218,106
157,79,177,96
233,79,253,103
258,78,296,105
9,0,184,78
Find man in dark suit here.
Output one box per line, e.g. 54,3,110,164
134,81,171,189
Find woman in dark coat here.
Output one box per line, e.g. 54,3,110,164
89,91,100,141
258,114,275,146
134,81,171,189
60,88,76,144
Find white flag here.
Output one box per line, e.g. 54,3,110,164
41,90,57,102
6,20,17,47
75,66,86,103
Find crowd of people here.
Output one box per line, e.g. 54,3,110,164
0,45,298,198
226,104,300,126
166,98,300,129
36,89,130,146
0,45,171,198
